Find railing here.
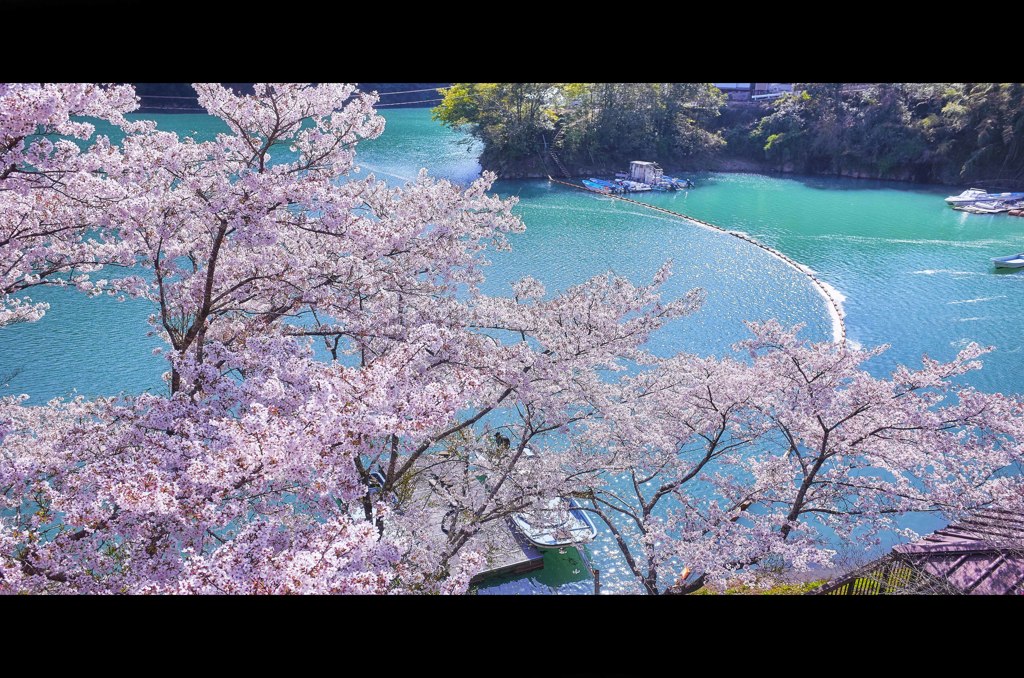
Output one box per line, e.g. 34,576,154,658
812,554,960,595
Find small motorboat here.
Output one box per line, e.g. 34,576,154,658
510,497,598,549
971,200,1014,213
581,179,611,194
957,203,1009,214
945,188,989,205
590,178,624,193
619,180,652,192
991,253,1024,268
664,176,693,189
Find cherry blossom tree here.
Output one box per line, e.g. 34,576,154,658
0,83,138,327
564,321,1024,594
0,83,699,593
2,83,1022,595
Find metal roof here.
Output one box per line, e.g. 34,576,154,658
813,508,1024,595
892,508,1024,595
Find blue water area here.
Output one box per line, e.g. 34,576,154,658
3,107,1021,593
632,172,1024,395
483,179,831,359
0,285,166,400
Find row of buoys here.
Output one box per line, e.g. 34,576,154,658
547,176,847,345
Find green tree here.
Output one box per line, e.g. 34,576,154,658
433,83,559,172
751,83,1024,184
434,83,725,176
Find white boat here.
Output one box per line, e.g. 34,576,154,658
945,188,989,205
972,200,1014,212
620,180,652,192
510,497,598,549
991,253,1024,268
958,203,1010,214
986,191,1024,202
947,189,1024,207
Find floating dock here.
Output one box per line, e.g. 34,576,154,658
469,518,545,584
583,161,693,195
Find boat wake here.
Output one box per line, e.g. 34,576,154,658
947,295,1006,305
357,163,418,184
913,269,985,277
807,235,998,249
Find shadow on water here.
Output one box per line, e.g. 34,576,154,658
474,546,595,595
794,174,953,194
493,179,562,201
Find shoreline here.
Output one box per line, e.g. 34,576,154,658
136,108,965,190
489,163,964,189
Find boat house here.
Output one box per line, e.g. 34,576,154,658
629,161,663,185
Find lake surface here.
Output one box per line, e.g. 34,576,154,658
3,108,1022,593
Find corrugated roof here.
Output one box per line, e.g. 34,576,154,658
892,508,1024,595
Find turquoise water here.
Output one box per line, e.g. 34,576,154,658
637,173,1024,395
3,108,1023,593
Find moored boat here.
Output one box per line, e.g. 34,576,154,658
583,171,693,194
619,180,652,192
986,192,1024,202
589,178,621,191
664,176,694,189
963,201,1014,214
510,497,598,549
956,200,1016,214
946,188,1024,208
991,253,1024,269
945,188,989,205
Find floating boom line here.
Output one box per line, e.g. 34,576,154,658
547,176,847,345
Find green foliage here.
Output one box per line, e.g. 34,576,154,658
435,83,1024,184
692,578,828,595
750,82,1024,184
433,83,560,167
433,83,726,174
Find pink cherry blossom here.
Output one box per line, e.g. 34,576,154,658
2,84,1023,596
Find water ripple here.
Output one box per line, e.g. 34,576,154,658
947,295,1007,305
